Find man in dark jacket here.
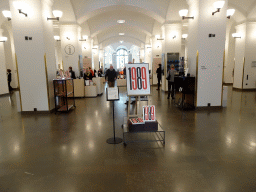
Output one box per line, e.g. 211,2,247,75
105,65,117,87
156,64,162,90
69,67,76,79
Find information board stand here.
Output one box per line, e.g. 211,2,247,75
106,87,122,144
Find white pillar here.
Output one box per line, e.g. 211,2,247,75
60,24,80,74
9,0,56,111
187,0,227,107
161,23,182,91
233,22,256,89
0,29,9,95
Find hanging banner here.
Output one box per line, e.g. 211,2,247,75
126,63,150,96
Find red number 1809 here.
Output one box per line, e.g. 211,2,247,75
128,67,147,90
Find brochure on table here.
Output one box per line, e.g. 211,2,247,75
128,105,156,125
126,63,150,96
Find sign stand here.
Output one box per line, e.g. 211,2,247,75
106,87,122,144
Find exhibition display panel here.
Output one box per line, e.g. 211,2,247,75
53,79,75,112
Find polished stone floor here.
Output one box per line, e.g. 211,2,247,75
0,85,256,192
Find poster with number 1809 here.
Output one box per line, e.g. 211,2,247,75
126,63,150,96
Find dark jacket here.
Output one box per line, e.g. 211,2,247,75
156,67,162,79
105,69,117,82
7,72,12,82
70,70,76,79
84,72,93,80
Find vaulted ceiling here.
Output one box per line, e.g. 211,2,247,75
2,0,256,50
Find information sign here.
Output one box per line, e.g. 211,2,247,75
106,87,119,101
126,63,150,96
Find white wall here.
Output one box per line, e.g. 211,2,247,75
243,22,256,89
42,0,58,111
2,23,18,88
233,23,246,89
224,21,236,84
60,24,81,74
0,29,9,95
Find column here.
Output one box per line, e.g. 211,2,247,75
0,29,9,95
60,24,81,74
233,22,256,89
161,23,182,91
187,0,227,107
9,0,57,111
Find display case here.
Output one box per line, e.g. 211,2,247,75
53,79,75,112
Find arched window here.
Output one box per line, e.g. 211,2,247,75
116,48,128,69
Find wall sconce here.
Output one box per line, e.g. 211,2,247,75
66,37,70,40
13,1,28,17
179,9,194,20
79,35,88,41
0,37,8,42
232,33,241,38
172,35,177,39
47,10,63,21
2,11,12,21
227,9,235,19
84,47,87,49
18,9,27,17
182,34,188,39
120,41,123,43
212,1,225,15
54,36,61,41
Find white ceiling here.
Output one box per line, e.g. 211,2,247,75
1,0,256,50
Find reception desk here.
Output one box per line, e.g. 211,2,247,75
73,79,85,97
117,79,126,87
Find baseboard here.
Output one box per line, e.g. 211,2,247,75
195,106,223,111
233,88,256,92
0,93,10,97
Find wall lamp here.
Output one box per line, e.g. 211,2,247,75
47,10,62,21
18,9,27,17
155,35,164,40
66,37,70,40
232,33,241,38
79,35,88,41
182,34,188,39
179,9,194,20
2,11,12,21
0,37,8,42
54,36,61,41
212,1,225,15
227,9,235,19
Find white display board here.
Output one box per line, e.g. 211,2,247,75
143,105,156,121
126,63,150,96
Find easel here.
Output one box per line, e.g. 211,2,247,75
127,95,150,118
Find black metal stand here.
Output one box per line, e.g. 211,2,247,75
106,101,123,144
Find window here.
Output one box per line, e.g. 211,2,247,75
116,48,128,69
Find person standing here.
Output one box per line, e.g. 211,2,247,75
89,67,94,77
105,65,117,87
167,64,176,99
69,66,76,79
84,68,92,80
7,69,13,92
156,64,162,90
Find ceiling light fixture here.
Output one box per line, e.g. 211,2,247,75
0,37,8,42
117,20,125,24
179,9,194,20
212,1,225,15
227,9,235,19
47,10,63,21
2,11,12,21
182,34,188,39
232,33,241,38
54,36,61,41
119,33,125,36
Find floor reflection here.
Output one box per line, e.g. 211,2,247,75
0,85,255,191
